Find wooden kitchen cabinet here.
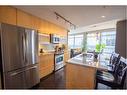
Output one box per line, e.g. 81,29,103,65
17,9,34,29
0,6,68,37
39,53,54,79
64,51,70,65
0,6,16,25
32,16,41,30
39,19,47,34
65,63,96,89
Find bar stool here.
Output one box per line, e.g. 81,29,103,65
96,57,127,89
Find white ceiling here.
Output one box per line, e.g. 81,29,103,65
69,19,118,34
15,6,126,33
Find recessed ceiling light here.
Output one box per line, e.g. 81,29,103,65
101,16,106,18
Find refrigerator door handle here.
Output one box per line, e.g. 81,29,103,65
24,32,27,63
23,32,27,63
22,34,25,63
10,66,38,76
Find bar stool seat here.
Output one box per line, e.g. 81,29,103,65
97,71,114,82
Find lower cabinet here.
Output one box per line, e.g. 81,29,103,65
65,63,96,89
64,51,70,65
39,53,54,79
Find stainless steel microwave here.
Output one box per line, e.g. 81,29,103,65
50,34,60,44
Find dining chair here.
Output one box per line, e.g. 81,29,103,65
97,52,120,75
110,53,120,72
96,57,127,89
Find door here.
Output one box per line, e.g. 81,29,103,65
25,29,38,66
0,23,24,72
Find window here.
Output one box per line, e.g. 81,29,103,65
68,30,116,55
100,31,116,54
74,35,83,48
87,30,116,54
68,36,74,48
68,34,83,49
87,33,100,51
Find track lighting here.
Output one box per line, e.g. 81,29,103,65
54,12,76,30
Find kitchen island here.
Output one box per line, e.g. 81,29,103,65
65,53,111,89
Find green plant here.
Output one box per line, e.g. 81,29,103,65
95,44,106,53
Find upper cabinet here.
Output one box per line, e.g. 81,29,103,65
0,6,67,37
17,10,34,29
0,6,17,25
32,17,41,30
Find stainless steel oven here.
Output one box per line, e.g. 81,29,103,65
55,54,64,71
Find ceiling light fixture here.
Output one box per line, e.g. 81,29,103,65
101,15,106,18
54,12,76,30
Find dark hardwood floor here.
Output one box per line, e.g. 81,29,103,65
32,67,66,89
32,66,111,89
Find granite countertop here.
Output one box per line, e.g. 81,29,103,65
67,53,112,71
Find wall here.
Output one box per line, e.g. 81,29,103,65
115,19,126,88
0,6,68,37
0,73,1,89
126,7,127,59
115,20,126,58
125,7,127,89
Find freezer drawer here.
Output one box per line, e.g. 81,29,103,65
3,65,40,89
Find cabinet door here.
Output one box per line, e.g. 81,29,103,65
39,54,54,78
17,10,34,29
66,64,96,89
0,6,16,25
32,17,41,30
64,52,70,64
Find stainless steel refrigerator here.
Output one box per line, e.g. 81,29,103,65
0,23,40,89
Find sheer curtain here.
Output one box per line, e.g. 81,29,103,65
68,34,83,49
